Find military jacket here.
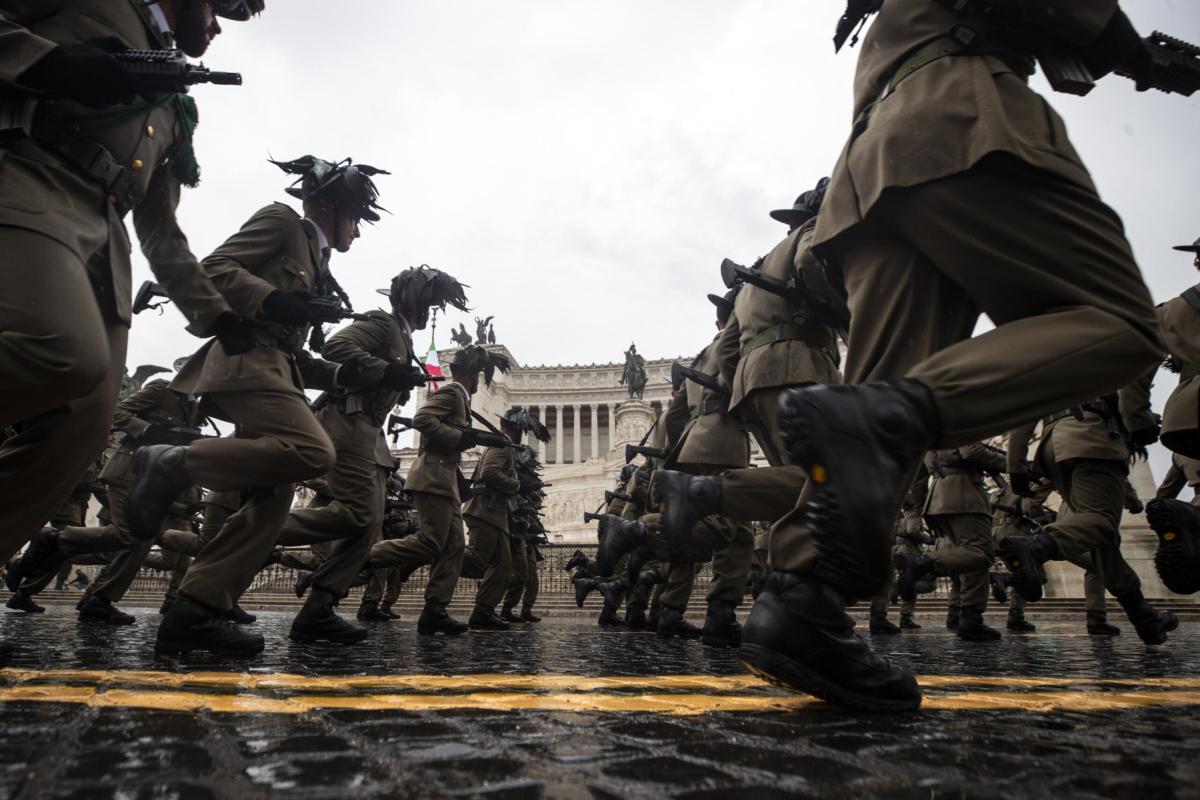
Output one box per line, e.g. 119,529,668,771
100,378,200,483
717,221,843,413
1159,287,1200,455
923,443,1005,517
675,339,750,469
320,310,414,469
405,382,471,500
172,203,339,399
814,0,1116,252
463,445,520,532
0,0,229,331
1156,452,1200,501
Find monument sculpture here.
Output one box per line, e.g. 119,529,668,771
450,323,472,348
619,343,647,400
475,315,494,344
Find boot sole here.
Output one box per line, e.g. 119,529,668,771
997,539,1045,603
289,630,369,644
155,637,264,657
1147,500,1200,595
739,643,921,713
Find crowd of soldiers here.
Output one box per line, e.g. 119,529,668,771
2,0,1200,713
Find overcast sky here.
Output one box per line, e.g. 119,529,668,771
128,0,1200,480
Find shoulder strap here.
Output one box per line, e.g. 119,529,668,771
1180,287,1200,313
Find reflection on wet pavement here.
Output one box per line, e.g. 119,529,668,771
2,610,1199,798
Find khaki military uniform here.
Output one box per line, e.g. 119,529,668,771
503,529,539,612
1157,452,1200,506
1159,287,1200,458
770,0,1161,588
368,383,470,604
275,310,411,595
460,445,520,609
170,203,340,611
0,1,232,565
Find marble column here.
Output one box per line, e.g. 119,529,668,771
572,404,582,465
590,405,599,462
555,404,564,465
607,403,616,453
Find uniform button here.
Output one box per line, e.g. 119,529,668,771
107,195,118,205
298,271,306,277
132,160,144,171
146,125,155,138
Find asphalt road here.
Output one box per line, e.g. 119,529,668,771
2,608,1198,799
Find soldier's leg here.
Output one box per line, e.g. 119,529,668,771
502,536,528,614
868,566,902,634
383,568,403,606
368,491,452,575
719,466,807,524
424,501,465,605
523,544,539,609
306,464,386,596
461,519,512,611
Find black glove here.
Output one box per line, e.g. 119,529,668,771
19,37,153,109
379,363,426,391
212,311,257,355
519,477,543,494
1081,10,1146,83
1009,471,1038,498
335,358,364,388
261,291,313,326
456,428,477,451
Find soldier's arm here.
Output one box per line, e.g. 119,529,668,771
962,442,1008,475
110,380,171,437
663,392,690,452
133,166,233,336
1006,423,1038,473
1157,459,1186,501
412,388,465,449
0,11,58,86
321,313,392,382
714,312,741,389
200,205,291,318
294,350,339,392
480,449,521,495
989,0,1119,45
1119,366,1159,443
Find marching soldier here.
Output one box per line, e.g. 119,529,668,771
126,155,386,655
1157,453,1200,507
0,0,264,572
748,1,1164,711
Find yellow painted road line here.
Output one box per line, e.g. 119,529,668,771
3,685,1200,715
3,669,1200,693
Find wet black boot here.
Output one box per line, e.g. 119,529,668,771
357,600,390,622
294,570,314,599
1117,591,1179,645
869,613,901,635
1146,499,1200,595
417,600,468,635
290,588,369,644
520,606,541,623
998,531,1059,602
597,578,625,614
226,604,256,625
469,604,511,631
564,550,589,574
125,445,193,541
656,606,702,639
597,603,625,628
778,381,939,598
499,603,520,623
894,552,934,603
740,572,921,712
380,602,400,620
1086,611,1121,636
78,595,135,625
701,600,741,647
573,577,598,608
945,605,961,630
1006,609,1035,633
625,601,647,630
157,596,265,656
990,572,1011,605
6,590,44,614
646,603,662,630
899,613,921,630
595,517,648,577
656,471,722,561
6,528,62,591
956,608,1001,641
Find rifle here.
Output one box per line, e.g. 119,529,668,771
720,258,849,339
624,443,668,464
132,280,369,324
123,424,208,448
669,362,725,396
133,281,170,315
833,0,884,52
390,415,523,450
116,49,242,92
605,491,634,504
1040,31,1200,97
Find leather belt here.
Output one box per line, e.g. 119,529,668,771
741,322,821,358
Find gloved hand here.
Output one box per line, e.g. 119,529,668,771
1131,421,1162,449
379,363,426,391
1009,471,1038,498
261,291,313,326
19,37,154,108
334,358,364,388
456,428,478,451
519,477,543,494
212,311,257,355
1081,10,1148,84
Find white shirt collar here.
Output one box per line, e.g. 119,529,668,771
144,1,172,34
302,217,330,254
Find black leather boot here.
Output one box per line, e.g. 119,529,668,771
357,600,390,622
597,578,626,613
625,601,647,630
778,381,939,598
740,572,921,712
6,590,44,614
290,588,369,643
597,606,625,628
380,602,400,620
945,605,960,630
701,600,741,647
564,549,589,573
899,613,920,630
1117,591,1179,645
226,604,256,625
656,471,722,562
990,572,1010,605
6,528,62,591
293,570,314,599
646,604,662,630
520,606,541,623
956,608,1001,641
78,595,134,625
1006,609,1035,632
125,445,193,541
573,577,597,608
157,595,264,656
998,531,1059,602
894,552,934,603
595,517,647,576
1086,611,1121,636
499,603,520,622
417,600,468,635
656,606,702,639
1147,499,1200,595
469,604,511,631
869,613,901,635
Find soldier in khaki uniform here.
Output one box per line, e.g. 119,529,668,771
275,267,466,643
125,155,386,655
744,1,1164,711
1157,453,1200,506
368,345,509,635
0,0,263,574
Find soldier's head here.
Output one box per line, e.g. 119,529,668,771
1174,236,1200,271
271,156,389,253
769,177,830,233
500,406,550,444
169,0,263,57
448,345,510,396
707,288,736,331
378,266,470,331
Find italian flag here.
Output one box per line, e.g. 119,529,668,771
423,337,443,379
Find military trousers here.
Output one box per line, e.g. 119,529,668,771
368,491,464,604
275,438,386,596
926,513,994,612
0,231,129,566
363,566,404,606
739,387,793,467
644,512,753,610
84,514,193,604
177,389,334,611
719,465,807,524
771,153,1161,593
159,490,239,558
503,538,537,610
460,518,513,609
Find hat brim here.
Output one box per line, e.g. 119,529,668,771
769,209,810,226
375,288,391,297
1173,245,1200,253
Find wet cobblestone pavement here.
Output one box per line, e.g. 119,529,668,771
2,609,1199,799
